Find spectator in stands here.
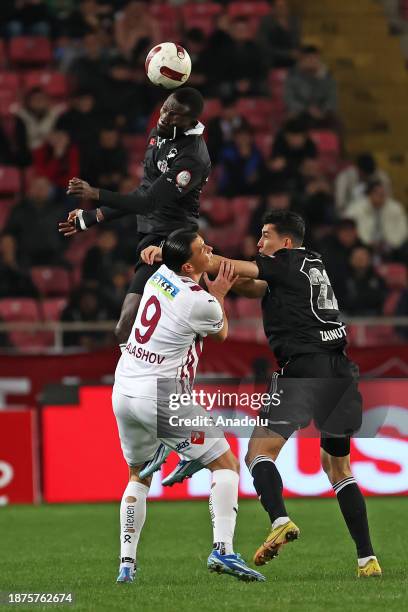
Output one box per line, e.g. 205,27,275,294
56,91,104,174
103,262,130,318
342,246,387,316
295,175,335,246
335,153,392,213
33,130,80,192
0,121,13,165
395,290,408,339
61,286,113,349
68,32,111,98
266,118,317,190
5,176,66,266
82,229,120,289
114,0,161,63
284,45,338,129
6,0,54,37
345,180,408,257
60,0,112,38
318,219,363,306
211,17,268,97
0,234,38,298
258,0,300,68
14,87,64,152
100,57,154,133
243,184,291,257
183,28,210,89
109,175,139,264
82,124,128,190
218,126,266,197
207,95,249,164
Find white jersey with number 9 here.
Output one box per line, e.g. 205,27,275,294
114,264,223,399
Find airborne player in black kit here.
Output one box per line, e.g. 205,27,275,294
141,210,382,578
59,87,210,349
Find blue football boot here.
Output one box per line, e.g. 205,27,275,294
207,550,266,582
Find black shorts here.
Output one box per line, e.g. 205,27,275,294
260,352,363,457
127,234,165,296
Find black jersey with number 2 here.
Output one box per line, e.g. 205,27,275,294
256,247,347,366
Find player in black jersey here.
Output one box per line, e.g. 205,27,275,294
140,210,381,577
58,87,210,349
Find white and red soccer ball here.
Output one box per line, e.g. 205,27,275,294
145,42,192,89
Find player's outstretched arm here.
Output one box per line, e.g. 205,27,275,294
206,254,260,280
231,277,267,298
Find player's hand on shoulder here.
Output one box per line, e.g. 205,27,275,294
204,260,238,300
141,245,163,265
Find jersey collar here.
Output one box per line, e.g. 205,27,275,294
184,121,205,136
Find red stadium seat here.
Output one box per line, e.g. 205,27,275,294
223,297,238,320
0,166,21,196
0,199,14,231
64,232,96,267
183,16,216,35
0,298,44,350
41,298,68,321
22,70,68,99
9,36,52,66
376,263,407,290
309,131,340,155
31,267,71,297
181,3,222,20
236,98,273,131
201,196,234,225
0,72,20,115
202,98,222,122
227,2,270,18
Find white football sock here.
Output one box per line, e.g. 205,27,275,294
358,555,377,567
209,469,239,555
119,481,149,567
272,516,290,529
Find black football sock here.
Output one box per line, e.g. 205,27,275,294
333,477,374,558
249,456,288,524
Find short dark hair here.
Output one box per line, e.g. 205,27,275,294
366,179,384,195
284,118,307,134
335,218,357,231
162,229,198,273
173,87,204,119
356,153,376,175
301,44,320,55
262,210,305,246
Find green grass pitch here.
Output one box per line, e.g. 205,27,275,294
0,498,406,611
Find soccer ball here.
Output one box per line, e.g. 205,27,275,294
145,42,191,89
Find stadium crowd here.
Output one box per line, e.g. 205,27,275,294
0,0,407,350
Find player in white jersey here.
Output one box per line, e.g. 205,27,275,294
113,229,265,584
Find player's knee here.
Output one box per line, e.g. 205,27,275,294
115,293,141,343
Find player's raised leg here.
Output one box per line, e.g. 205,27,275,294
117,466,151,583
320,440,381,577
245,427,300,566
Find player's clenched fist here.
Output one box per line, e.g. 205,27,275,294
67,177,99,200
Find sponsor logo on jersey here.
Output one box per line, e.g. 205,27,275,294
166,147,178,159
157,159,168,173
176,170,191,187
149,272,180,300
149,137,156,146
175,439,190,452
191,430,205,445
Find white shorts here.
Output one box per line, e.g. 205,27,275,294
112,387,229,467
